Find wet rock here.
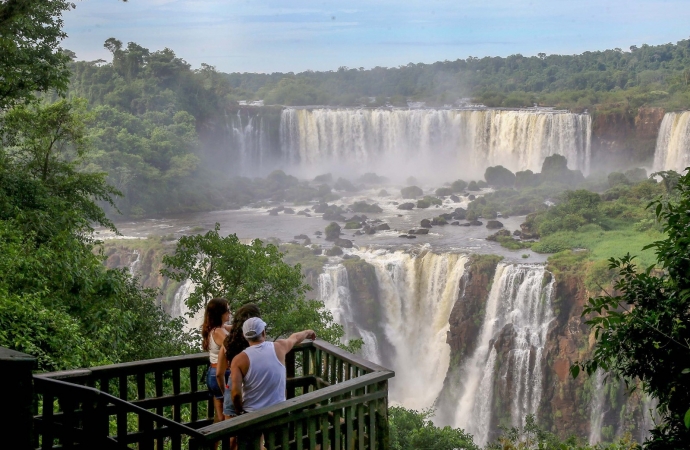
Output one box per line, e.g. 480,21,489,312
268,209,279,216
453,208,467,220
420,219,432,228
451,221,460,225
469,220,483,226
325,222,341,241
283,208,295,214
365,227,376,235
375,223,390,231
401,185,424,198
487,229,512,241
378,189,390,196
409,228,429,235
314,231,323,236
450,194,461,202
486,220,504,229
294,234,309,240
313,203,328,213
459,222,471,227
432,216,448,226
397,202,415,210
303,237,311,245
334,238,353,248
468,194,476,200
326,246,343,256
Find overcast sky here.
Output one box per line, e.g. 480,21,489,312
63,0,690,74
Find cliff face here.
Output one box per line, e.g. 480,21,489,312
439,252,649,442
591,107,665,167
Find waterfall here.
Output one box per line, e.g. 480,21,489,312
225,109,275,173
589,369,607,445
280,108,591,175
349,249,468,410
128,249,141,276
170,280,203,333
453,263,555,446
653,111,690,173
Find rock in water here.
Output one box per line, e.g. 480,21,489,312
334,238,353,248
375,223,390,231
397,202,415,210
486,220,504,229
420,219,432,228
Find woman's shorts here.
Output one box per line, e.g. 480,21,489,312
223,376,237,417
206,367,229,400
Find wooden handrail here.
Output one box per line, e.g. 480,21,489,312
199,370,394,440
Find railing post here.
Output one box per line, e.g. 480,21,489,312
0,347,37,450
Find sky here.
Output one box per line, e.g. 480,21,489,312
63,0,690,74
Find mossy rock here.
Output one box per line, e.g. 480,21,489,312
401,185,424,198
344,222,362,229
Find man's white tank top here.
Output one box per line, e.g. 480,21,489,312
242,341,286,412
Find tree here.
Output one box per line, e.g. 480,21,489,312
572,169,690,448
0,0,73,108
389,407,477,450
161,224,348,345
0,99,195,371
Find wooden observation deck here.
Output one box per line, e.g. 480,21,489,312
26,340,394,450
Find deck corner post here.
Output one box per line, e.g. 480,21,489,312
0,347,37,450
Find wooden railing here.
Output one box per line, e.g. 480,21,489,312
33,340,394,450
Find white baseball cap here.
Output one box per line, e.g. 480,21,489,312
242,317,266,339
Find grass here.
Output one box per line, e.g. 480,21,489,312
532,223,663,269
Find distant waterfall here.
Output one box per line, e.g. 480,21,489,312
225,109,275,173
589,369,607,445
280,108,591,175
170,280,203,333
453,263,555,446
127,249,141,276
653,111,690,173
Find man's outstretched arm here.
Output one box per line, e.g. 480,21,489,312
274,330,316,363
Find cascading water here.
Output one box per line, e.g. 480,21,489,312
280,108,591,175
452,263,555,446
653,111,690,173
347,249,468,411
319,264,380,362
225,109,273,173
589,369,607,445
128,249,141,276
170,279,203,333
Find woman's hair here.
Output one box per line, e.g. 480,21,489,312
202,298,229,351
223,303,261,363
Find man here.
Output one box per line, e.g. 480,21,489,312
230,317,316,415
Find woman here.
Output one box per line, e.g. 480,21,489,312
202,298,232,424
216,303,262,419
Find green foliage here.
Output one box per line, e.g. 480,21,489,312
0,99,194,371
435,187,453,196
349,201,382,213
572,169,690,448
161,224,346,344
325,222,341,240
0,0,73,109
451,179,468,192
388,407,478,450
486,414,639,450
417,198,431,208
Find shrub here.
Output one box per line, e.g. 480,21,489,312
401,185,424,198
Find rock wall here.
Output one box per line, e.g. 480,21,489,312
591,107,665,168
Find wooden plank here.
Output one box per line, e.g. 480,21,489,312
357,396,365,450
307,416,317,450
286,350,296,399
333,403,342,450
266,429,276,450
295,420,304,450
320,412,330,450
191,364,199,424
116,376,128,441
368,401,376,449
281,425,290,450
345,404,354,450
172,367,181,423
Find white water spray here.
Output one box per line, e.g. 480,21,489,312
453,263,555,446
653,111,690,173
280,108,591,175
348,249,468,410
